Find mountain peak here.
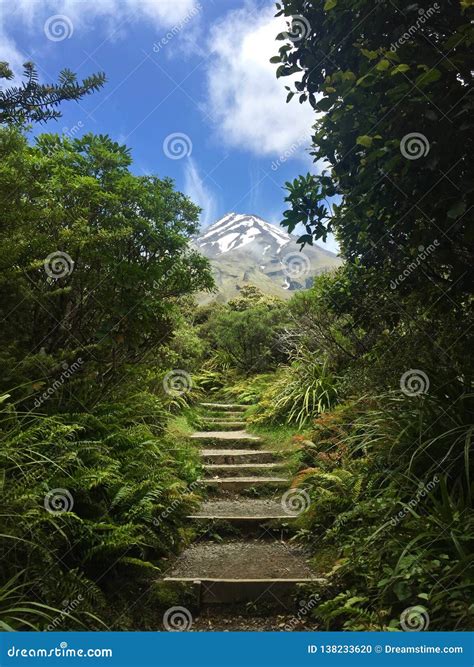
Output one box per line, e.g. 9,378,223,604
194,212,342,303
198,213,291,255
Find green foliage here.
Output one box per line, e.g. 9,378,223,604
207,288,288,373
0,126,213,402
292,392,474,630
0,389,200,630
0,61,106,124
253,355,338,427
274,1,473,306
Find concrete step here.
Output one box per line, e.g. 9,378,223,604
200,403,248,411
204,462,287,478
201,410,246,419
199,476,289,492
190,431,262,447
164,539,323,606
200,449,280,465
188,499,294,530
199,421,247,431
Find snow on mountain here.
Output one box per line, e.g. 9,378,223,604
194,212,342,303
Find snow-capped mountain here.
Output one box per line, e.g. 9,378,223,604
194,213,341,302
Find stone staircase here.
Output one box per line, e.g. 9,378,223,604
163,400,324,611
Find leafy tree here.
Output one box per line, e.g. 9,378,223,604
273,1,473,300
210,288,288,373
0,61,105,124
0,127,214,400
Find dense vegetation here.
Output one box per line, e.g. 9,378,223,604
0,66,213,630
189,0,473,630
1,0,472,633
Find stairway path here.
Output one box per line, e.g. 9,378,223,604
163,398,324,624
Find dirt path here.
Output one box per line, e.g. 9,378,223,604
161,399,324,631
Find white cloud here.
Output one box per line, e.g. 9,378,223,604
184,158,218,228
0,0,201,77
204,4,315,158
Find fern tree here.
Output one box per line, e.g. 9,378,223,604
0,61,105,125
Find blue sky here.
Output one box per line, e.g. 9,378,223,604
0,0,338,253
